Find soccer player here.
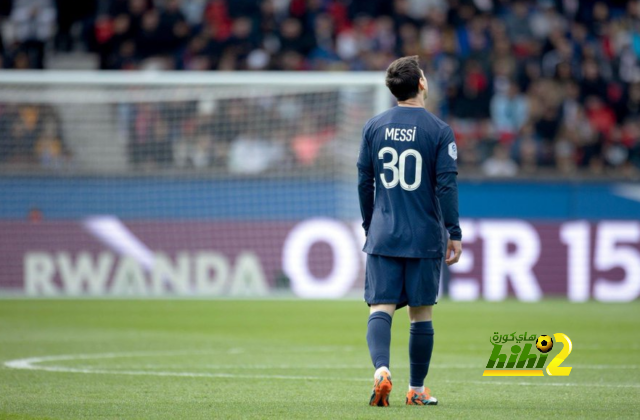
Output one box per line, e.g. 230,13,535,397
357,56,462,407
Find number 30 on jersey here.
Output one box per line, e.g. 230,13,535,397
378,147,422,191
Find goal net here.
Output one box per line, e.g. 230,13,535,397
0,71,389,298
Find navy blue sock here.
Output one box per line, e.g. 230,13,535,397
366,311,392,369
409,321,434,387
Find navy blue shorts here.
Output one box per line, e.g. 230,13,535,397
364,254,441,309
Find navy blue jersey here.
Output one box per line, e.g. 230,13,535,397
357,106,458,258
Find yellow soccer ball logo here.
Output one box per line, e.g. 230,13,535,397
536,335,553,353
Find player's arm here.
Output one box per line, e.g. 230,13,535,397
437,172,462,265
357,124,374,235
436,126,462,265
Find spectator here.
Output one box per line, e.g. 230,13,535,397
518,136,539,175
291,118,330,166
34,117,67,169
279,17,315,56
158,0,190,54
129,103,174,168
136,10,163,59
11,105,42,162
180,0,207,26
490,80,529,141
504,1,534,50
585,95,616,138
580,59,608,102
97,14,134,69
228,131,286,174
175,131,213,169
482,144,518,177
220,17,257,70
10,0,57,68
620,83,640,122
450,60,492,120
54,0,97,52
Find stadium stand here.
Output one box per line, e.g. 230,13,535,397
0,0,639,177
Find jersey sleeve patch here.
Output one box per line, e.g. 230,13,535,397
448,143,458,160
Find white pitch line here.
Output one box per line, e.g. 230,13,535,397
3,352,368,382
64,363,640,371
4,352,640,389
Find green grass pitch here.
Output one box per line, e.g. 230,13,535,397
1,299,638,419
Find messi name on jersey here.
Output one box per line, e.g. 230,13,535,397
385,126,417,142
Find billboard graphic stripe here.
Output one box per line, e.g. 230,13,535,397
482,369,544,377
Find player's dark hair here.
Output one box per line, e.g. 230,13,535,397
385,56,422,101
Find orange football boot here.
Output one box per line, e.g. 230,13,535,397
406,388,438,405
369,370,392,407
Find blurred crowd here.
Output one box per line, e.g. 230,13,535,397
121,93,339,173
0,104,69,169
0,0,640,177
